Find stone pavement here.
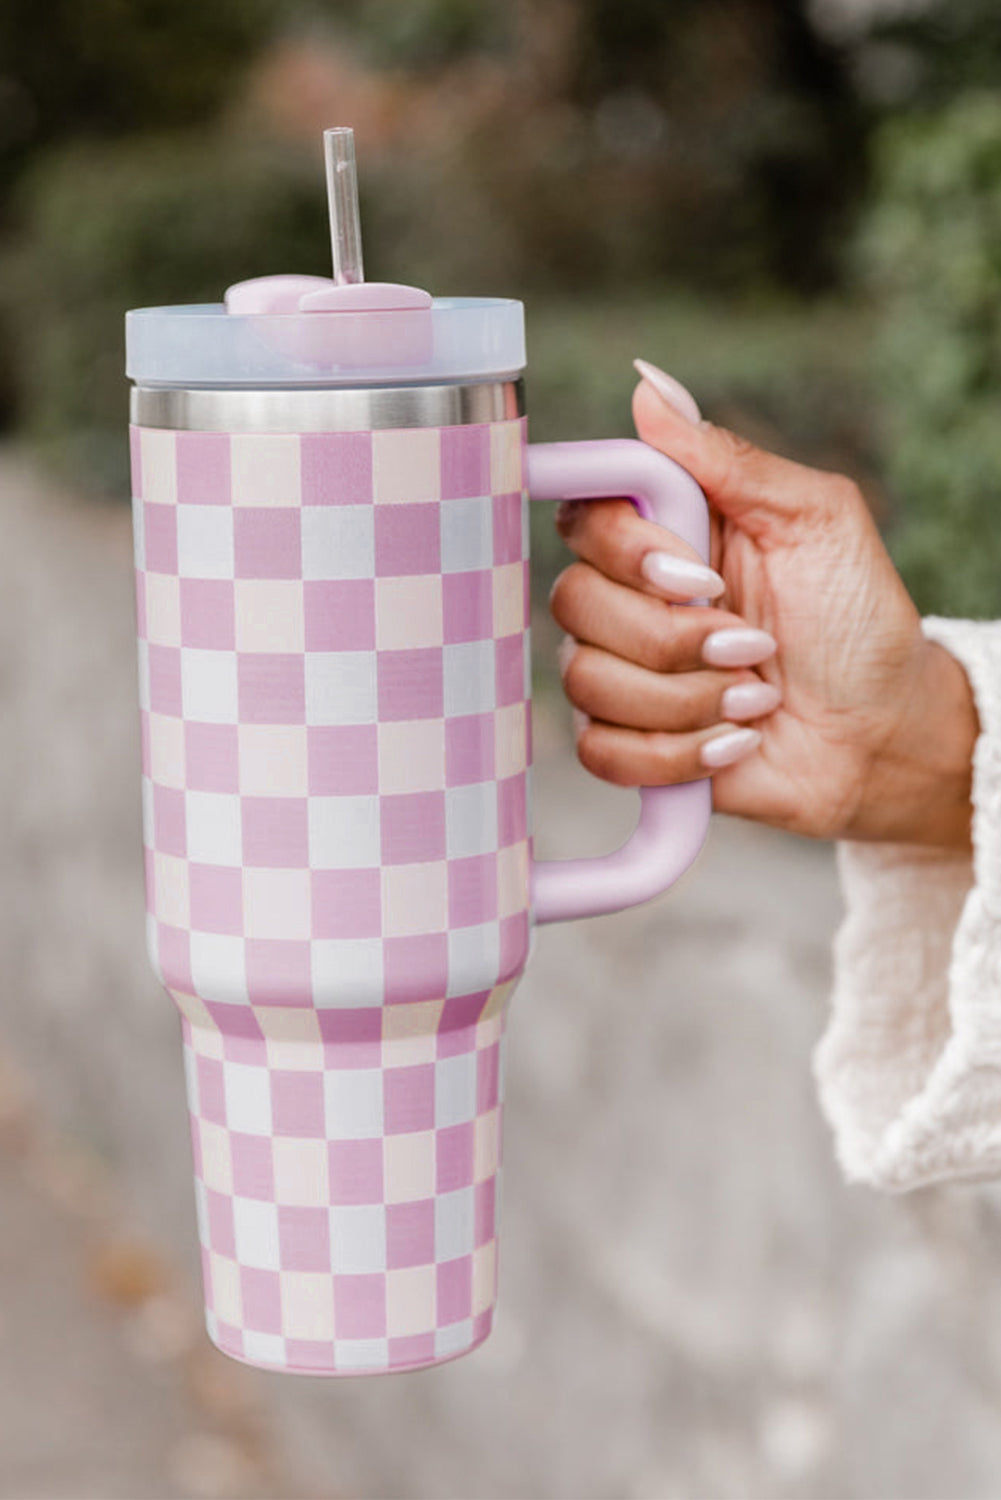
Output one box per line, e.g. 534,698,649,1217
5,451,1001,1499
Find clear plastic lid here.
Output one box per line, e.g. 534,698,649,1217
125,296,526,388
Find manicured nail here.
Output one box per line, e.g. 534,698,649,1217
641,550,724,600
633,359,702,423
702,627,777,668
700,727,762,769
720,680,782,721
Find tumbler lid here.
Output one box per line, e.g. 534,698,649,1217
125,295,525,389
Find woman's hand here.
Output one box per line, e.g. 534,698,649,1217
550,361,978,848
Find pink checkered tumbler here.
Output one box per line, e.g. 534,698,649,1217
124,135,710,1377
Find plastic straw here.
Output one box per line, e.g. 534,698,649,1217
324,127,365,285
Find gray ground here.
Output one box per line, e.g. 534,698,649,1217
5,451,1001,1499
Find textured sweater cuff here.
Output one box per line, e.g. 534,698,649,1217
816,617,1001,1191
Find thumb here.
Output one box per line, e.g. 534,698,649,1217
632,362,850,542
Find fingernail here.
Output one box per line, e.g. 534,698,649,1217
633,359,702,423
720,680,782,721
702,627,777,668
557,635,577,675
700,727,762,769
641,550,724,600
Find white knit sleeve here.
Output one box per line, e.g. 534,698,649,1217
814,617,1001,1191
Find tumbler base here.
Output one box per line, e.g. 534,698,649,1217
206,1308,494,1377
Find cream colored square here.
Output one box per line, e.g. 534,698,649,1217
266,1036,325,1072
381,1000,443,1068
382,999,444,1043
255,1008,322,1045
234,580,305,654
154,852,190,930
187,1011,225,1054
489,421,523,495
238,724,308,797
473,1108,500,1184
472,1241,497,1316
386,1265,436,1337
480,981,513,1023
281,1271,335,1341
381,862,448,938
243,868,311,941
383,1131,436,1204
272,1136,329,1205
476,1013,504,1050
494,703,528,779
375,576,443,651
230,433,301,507
149,712,186,789
372,428,441,504
145,574,182,646
209,1251,243,1326
377,719,445,795
492,563,524,641
140,428,177,506
496,842,529,919
199,1119,234,1195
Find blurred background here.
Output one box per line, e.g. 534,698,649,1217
4,0,1001,1496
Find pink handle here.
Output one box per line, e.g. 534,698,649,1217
527,439,713,924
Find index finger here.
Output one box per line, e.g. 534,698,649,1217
555,497,725,603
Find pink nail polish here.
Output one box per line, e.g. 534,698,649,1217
702,628,777,668
633,359,702,423
720,680,782,721
640,550,724,600
700,727,762,769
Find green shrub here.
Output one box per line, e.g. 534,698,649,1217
859,93,1001,617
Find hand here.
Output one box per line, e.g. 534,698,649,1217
550,361,978,848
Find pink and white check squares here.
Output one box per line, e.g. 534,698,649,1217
131,416,530,1374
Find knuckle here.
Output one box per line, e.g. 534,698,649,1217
603,498,641,543
826,473,863,514
648,612,683,672
672,674,718,730
703,423,758,497
548,562,592,630
712,425,757,464
554,500,585,539
577,726,632,786
560,646,593,706
649,732,697,785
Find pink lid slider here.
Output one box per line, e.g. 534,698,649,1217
224,127,433,371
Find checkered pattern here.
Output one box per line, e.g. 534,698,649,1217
182,988,506,1373
130,417,531,1374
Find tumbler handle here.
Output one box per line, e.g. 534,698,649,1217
527,439,712,924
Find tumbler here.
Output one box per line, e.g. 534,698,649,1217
124,131,711,1376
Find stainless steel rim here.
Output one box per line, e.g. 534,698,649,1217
131,380,525,432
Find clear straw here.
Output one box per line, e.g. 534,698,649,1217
324,127,365,285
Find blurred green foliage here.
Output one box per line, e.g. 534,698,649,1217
859,92,1001,617
335,0,511,70
2,135,326,491
337,0,866,291
865,0,1001,110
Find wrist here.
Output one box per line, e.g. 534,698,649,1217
850,639,978,849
